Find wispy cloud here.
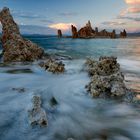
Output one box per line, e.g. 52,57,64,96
12,10,54,24
19,25,56,35
12,10,41,19
59,12,78,17
117,15,140,21
39,19,54,24
102,21,126,26
120,7,140,16
49,23,75,31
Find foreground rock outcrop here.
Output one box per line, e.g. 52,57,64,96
39,59,65,74
28,95,47,127
0,7,44,62
85,57,126,99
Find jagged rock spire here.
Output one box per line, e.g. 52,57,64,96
0,7,44,62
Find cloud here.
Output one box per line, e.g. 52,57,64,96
102,21,126,26
19,25,56,35
59,12,78,17
120,7,140,16
125,0,140,4
118,15,140,21
12,10,41,19
49,23,75,31
39,19,54,24
127,7,140,13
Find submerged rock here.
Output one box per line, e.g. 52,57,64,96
0,7,44,62
85,57,126,99
12,87,25,93
28,95,47,127
50,97,58,106
39,59,65,74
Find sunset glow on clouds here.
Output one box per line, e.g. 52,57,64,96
49,23,75,31
125,0,140,4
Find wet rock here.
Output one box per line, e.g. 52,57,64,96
85,57,126,99
0,7,44,62
71,25,78,38
50,97,58,106
39,59,65,74
58,29,62,38
12,87,25,93
86,57,120,76
67,138,75,140
28,95,47,127
5,68,33,74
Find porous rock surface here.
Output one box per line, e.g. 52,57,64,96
85,57,126,98
39,59,65,74
0,7,44,62
28,95,47,127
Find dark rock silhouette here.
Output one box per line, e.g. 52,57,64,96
58,29,62,38
71,25,78,38
95,27,98,34
78,20,95,38
120,29,127,38
111,30,116,39
69,21,127,39
0,7,44,62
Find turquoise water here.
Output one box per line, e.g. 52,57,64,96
0,36,140,140
27,36,140,91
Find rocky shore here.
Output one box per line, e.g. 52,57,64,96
0,7,44,62
0,8,139,136
85,56,140,105
0,7,65,74
85,57,126,99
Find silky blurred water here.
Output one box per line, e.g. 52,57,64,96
0,36,140,140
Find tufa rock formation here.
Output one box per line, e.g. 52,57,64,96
71,25,78,38
120,29,127,38
28,95,47,127
85,57,126,99
39,59,65,74
58,29,62,38
70,21,127,39
78,20,95,38
0,7,44,62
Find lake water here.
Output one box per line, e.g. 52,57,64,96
0,36,140,140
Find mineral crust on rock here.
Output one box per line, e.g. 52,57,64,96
85,57,126,98
28,95,47,127
39,59,65,74
0,7,44,62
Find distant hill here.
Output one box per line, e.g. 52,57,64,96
128,32,140,37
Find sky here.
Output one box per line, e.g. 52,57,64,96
0,0,140,34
